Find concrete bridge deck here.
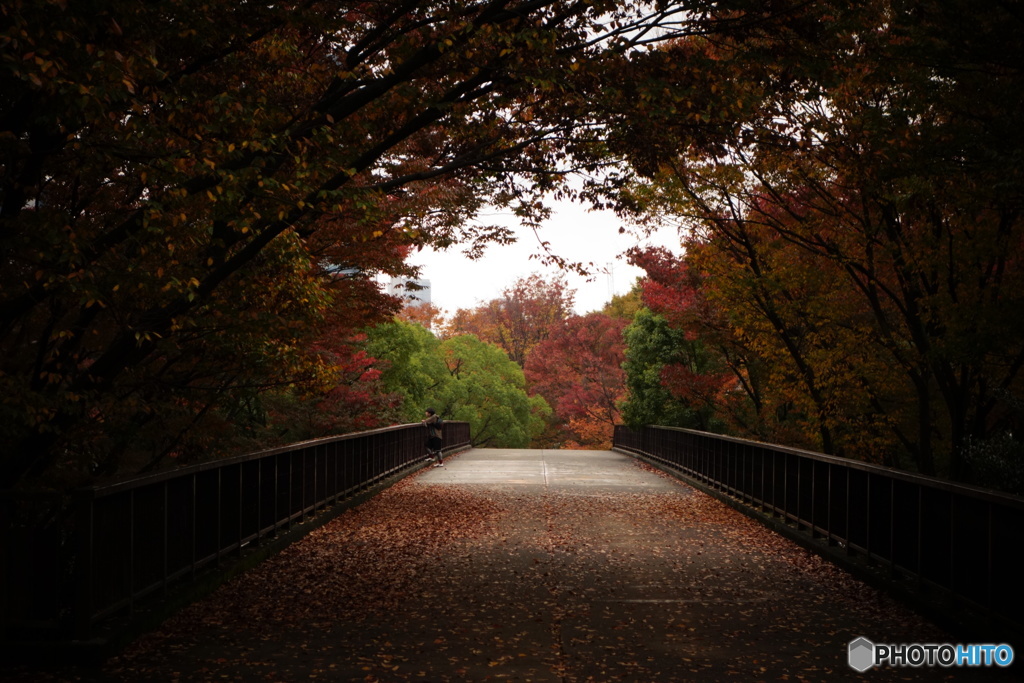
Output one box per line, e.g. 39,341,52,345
20,449,999,682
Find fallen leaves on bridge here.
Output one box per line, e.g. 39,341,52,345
23,458,980,682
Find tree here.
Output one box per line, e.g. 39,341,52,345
132,273,406,474
607,0,1024,479
1,0,698,487
279,276,409,442
621,308,724,432
396,301,444,334
601,280,643,320
365,320,547,447
446,274,575,366
365,320,447,423
682,214,907,462
525,312,626,448
439,334,550,448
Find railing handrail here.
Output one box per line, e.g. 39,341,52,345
629,425,1024,508
73,421,466,499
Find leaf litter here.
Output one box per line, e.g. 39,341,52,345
9,456,1002,682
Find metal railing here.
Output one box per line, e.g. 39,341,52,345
614,425,1024,636
1,421,470,640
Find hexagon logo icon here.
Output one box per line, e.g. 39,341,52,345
848,637,875,672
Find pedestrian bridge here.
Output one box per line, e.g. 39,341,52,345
3,426,1021,680
6,447,1017,681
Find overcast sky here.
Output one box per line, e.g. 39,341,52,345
399,201,682,315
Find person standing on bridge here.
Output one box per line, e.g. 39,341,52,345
422,408,444,467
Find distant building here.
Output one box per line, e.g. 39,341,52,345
387,277,432,307
324,263,361,277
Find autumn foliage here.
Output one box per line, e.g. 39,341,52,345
440,274,628,449
444,274,575,367
525,313,627,449
612,0,1024,488
0,0,687,488
5,0,1020,493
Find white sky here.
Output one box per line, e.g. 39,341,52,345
402,201,682,315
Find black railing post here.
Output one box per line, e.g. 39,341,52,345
825,463,833,544
809,460,816,537
129,489,136,616
287,452,294,529
74,494,95,639
948,493,955,592
163,481,169,599
845,470,852,556
783,452,789,524
215,469,222,566
921,483,929,585
987,501,994,612
865,474,872,560
889,478,897,576
299,449,306,521
190,472,197,580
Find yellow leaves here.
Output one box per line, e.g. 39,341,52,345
37,371,63,385
133,330,163,344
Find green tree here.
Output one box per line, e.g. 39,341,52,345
622,309,695,429
365,320,447,423
439,334,549,448
366,321,547,448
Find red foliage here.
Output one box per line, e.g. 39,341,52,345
446,274,575,366
628,246,698,323
525,313,627,448
660,363,731,407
